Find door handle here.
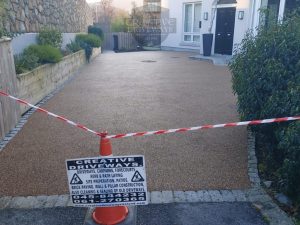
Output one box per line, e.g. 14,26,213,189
227,33,231,36
217,33,221,36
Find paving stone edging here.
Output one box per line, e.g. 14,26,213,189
0,190,249,210
246,129,294,225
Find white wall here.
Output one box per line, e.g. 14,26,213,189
162,0,254,55
250,0,262,35
12,33,77,55
232,0,252,53
11,33,37,55
62,33,77,50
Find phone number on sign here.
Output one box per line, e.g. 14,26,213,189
72,192,147,204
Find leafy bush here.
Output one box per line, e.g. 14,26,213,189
75,34,102,48
14,51,40,74
26,45,63,63
37,27,63,48
229,13,300,207
88,25,104,40
278,123,300,202
75,34,101,61
66,40,82,53
79,42,93,62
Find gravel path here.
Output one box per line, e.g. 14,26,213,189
0,51,250,196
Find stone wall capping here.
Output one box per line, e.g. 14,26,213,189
0,38,12,43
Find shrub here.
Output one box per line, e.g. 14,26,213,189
88,25,104,40
14,44,63,74
229,13,300,206
75,34,101,61
26,45,63,63
278,123,300,202
14,51,40,74
37,27,63,48
66,40,82,53
80,42,93,62
75,33,101,48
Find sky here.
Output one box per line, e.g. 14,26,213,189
86,0,143,11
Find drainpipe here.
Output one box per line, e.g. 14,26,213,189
278,0,286,23
250,0,256,30
251,0,261,35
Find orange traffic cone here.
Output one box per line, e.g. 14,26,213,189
92,134,129,225
92,206,129,225
99,136,113,157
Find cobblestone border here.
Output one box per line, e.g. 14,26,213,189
246,129,294,225
0,189,248,210
0,187,289,210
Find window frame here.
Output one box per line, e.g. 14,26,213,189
183,2,202,44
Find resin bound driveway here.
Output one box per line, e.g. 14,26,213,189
0,51,250,196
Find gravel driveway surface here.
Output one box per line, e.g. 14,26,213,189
0,51,250,196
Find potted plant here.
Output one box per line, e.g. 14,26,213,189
203,0,217,56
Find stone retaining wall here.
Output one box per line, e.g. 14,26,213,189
3,0,93,33
17,48,101,114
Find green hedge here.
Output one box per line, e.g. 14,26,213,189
88,25,104,40
229,13,300,207
75,33,101,62
75,34,101,48
278,123,300,202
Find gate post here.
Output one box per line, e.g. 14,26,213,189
0,38,20,141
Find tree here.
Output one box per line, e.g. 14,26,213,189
129,1,144,29
111,8,129,32
96,0,114,33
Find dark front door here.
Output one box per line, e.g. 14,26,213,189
214,7,236,55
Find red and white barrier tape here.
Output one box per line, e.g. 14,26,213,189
0,91,104,137
1,90,299,139
106,116,300,139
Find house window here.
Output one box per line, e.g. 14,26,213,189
284,0,300,16
146,2,161,12
183,2,202,43
260,0,280,26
